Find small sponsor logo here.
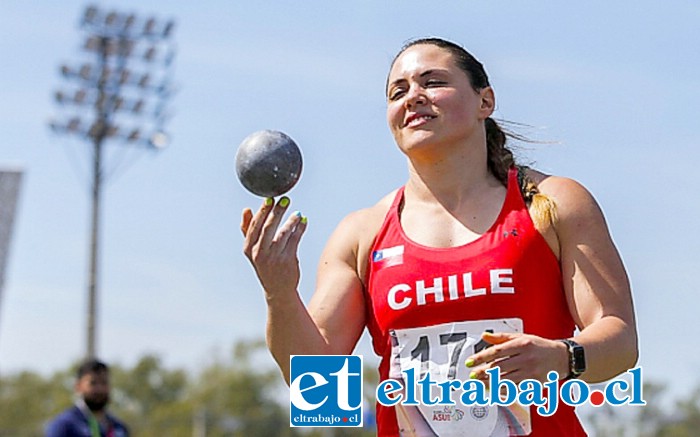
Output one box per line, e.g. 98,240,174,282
432,406,465,422
470,406,489,421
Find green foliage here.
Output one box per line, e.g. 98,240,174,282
0,368,73,436
585,381,700,437
108,354,190,436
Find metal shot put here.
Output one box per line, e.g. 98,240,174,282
235,130,303,197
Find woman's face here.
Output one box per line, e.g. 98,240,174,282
386,44,493,155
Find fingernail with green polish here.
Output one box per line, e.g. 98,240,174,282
469,371,478,380
279,197,290,207
301,216,308,224
265,197,274,206
465,358,475,368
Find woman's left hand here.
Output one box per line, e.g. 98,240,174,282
465,332,569,383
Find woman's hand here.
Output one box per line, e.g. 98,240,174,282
241,196,307,300
465,332,569,383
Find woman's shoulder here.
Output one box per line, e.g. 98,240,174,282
325,189,399,281
335,189,399,236
524,167,610,249
525,168,603,218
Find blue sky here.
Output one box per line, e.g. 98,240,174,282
2,0,699,409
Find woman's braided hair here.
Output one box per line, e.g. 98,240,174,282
392,37,557,228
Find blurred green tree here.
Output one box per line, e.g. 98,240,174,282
0,368,72,436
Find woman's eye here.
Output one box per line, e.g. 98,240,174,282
426,79,446,86
389,89,405,101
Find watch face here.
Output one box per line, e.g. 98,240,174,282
572,346,586,373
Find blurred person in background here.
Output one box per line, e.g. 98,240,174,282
45,358,129,437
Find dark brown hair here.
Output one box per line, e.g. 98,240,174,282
77,358,109,378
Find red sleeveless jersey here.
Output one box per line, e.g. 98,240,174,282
365,168,587,436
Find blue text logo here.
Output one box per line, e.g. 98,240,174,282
289,355,363,427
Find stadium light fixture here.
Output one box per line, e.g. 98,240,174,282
49,4,176,359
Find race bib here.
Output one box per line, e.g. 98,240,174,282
389,318,531,436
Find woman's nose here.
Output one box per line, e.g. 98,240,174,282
404,84,426,108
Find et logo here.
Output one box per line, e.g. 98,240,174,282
289,355,363,427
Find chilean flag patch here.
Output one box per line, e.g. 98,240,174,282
372,245,404,267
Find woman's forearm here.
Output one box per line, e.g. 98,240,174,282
575,315,639,383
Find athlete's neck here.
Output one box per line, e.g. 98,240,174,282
404,141,497,210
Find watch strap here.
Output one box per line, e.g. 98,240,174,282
558,338,585,379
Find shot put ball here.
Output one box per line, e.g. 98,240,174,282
235,130,303,197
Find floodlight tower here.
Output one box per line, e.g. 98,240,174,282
49,5,176,359
0,169,23,339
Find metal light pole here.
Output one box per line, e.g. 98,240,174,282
0,168,24,340
50,5,176,359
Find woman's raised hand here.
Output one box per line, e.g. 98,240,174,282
241,197,308,299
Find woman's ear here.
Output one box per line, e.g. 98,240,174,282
479,87,495,118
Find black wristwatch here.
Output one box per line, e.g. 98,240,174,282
559,339,586,379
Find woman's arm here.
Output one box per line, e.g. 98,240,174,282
545,176,638,383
